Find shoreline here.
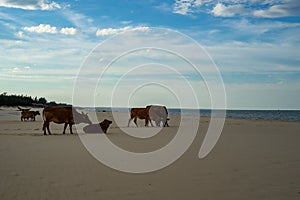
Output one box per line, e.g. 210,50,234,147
1,106,299,122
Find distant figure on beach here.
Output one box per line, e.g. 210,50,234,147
21,110,40,121
147,105,169,127
83,119,112,134
128,107,153,127
42,106,92,135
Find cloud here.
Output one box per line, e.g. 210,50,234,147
15,31,24,38
211,3,246,17
154,3,172,12
170,0,300,18
253,1,300,18
61,9,96,35
0,0,61,10
211,0,300,18
60,27,77,35
24,24,57,34
96,26,150,36
172,0,208,15
23,24,78,35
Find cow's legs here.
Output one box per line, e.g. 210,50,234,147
149,119,154,127
42,121,47,135
155,120,160,127
47,123,51,135
133,117,138,127
69,124,73,134
145,118,153,127
164,118,170,127
63,123,68,134
43,121,51,135
128,118,132,127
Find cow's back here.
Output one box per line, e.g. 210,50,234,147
148,105,168,117
130,108,148,119
21,111,33,119
43,106,73,124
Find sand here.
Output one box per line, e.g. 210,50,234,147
0,106,300,200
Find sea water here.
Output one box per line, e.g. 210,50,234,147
93,107,300,122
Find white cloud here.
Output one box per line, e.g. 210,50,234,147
60,27,77,35
211,3,246,17
0,0,61,10
172,0,212,15
173,0,194,15
170,0,300,18
23,24,78,35
253,1,300,18
61,9,96,35
15,31,24,38
121,20,132,25
173,0,220,15
24,24,57,34
96,26,150,36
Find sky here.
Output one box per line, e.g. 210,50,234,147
0,0,299,109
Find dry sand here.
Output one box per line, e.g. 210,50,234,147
0,106,300,200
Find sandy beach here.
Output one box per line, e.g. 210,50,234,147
0,106,299,200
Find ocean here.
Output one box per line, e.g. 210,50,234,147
93,107,300,122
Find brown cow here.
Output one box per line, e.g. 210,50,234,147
42,106,92,135
147,105,169,127
21,110,40,121
83,119,112,134
128,107,153,127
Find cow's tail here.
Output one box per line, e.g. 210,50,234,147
41,109,45,131
42,109,46,121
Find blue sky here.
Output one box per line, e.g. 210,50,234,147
0,0,299,109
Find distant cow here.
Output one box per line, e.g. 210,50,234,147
42,106,92,135
21,111,40,121
83,119,112,134
147,105,169,127
128,107,153,127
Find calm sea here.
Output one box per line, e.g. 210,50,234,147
93,107,300,122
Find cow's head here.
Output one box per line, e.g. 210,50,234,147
35,111,40,115
100,119,112,133
81,112,92,125
74,110,92,125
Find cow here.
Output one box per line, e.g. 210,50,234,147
128,107,154,127
21,110,40,121
83,119,112,134
147,105,169,127
42,106,92,135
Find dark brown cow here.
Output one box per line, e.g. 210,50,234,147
42,106,92,135
83,119,112,134
128,107,153,127
21,110,40,121
147,105,169,127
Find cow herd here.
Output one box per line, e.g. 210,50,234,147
18,105,169,135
